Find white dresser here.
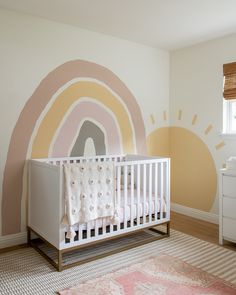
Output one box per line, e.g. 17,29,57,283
219,169,236,245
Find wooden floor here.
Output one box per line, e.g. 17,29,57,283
171,211,236,251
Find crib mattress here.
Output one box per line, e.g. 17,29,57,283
69,191,167,230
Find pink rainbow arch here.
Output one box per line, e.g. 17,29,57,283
51,100,122,157
2,60,146,235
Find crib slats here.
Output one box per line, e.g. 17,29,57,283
56,155,170,249
160,162,164,220
136,164,140,226
108,157,113,235
149,163,152,223
165,161,170,220
143,163,146,224
154,162,158,221
130,164,134,227
117,166,121,231
102,216,106,236
87,224,91,239
94,219,98,238
90,158,99,238
124,165,128,229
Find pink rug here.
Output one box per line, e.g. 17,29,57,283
59,254,236,295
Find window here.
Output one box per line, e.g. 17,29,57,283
223,99,236,133
223,62,236,134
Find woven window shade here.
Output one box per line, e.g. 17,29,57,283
223,62,236,100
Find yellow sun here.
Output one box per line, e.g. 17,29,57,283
147,122,218,212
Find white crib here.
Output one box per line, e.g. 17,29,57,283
28,154,170,271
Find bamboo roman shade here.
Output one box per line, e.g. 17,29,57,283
223,62,236,100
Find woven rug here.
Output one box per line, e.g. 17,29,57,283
0,229,236,294
59,253,236,295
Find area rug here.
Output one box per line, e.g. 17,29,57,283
59,253,236,295
1,230,236,294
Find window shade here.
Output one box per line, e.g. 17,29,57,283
223,62,236,100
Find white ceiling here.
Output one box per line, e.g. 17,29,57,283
1,0,236,50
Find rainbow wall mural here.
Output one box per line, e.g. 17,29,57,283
1,60,224,238
2,60,146,235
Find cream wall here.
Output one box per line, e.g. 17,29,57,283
0,8,169,239
170,33,236,214
3,6,235,244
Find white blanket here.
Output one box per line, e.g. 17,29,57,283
62,161,116,239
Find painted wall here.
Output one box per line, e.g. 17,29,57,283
0,8,169,239
3,6,234,244
169,33,236,214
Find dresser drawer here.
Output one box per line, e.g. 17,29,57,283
223,197,236,219
223,218,236,241
223,175,236,198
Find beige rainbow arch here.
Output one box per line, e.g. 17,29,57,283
2,60,146,235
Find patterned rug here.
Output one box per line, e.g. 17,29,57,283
59,253,236,295
0,229,236,294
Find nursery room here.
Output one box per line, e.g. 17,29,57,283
0,0,236,294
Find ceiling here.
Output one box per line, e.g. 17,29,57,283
1,0,236,50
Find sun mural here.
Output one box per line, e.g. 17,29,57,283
147,110,225,213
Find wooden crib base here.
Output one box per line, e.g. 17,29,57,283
27,222,170,271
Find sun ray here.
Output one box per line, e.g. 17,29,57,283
204,124,213,135
163,110,167,121
192,114,197,125
215,141,225,150
150,114,155,124
178,110,182,120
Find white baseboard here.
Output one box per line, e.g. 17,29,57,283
171,203,219,224
0,232,27,249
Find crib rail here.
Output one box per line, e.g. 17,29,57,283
36,154,126,165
